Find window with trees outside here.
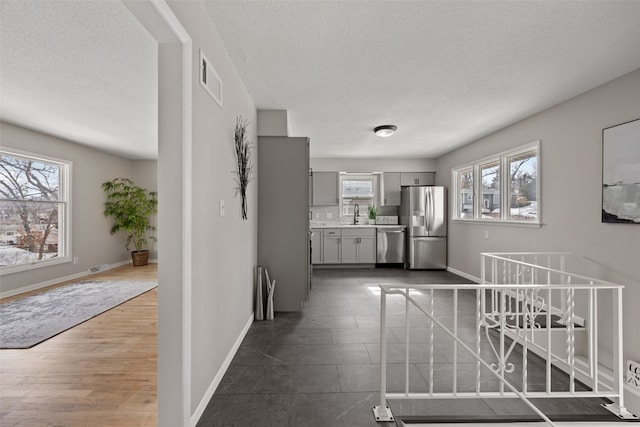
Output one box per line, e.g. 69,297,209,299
0,149,71,274
340,174,377,217
452,142,539,224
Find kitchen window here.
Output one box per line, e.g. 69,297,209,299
452,141,539,224
340,174,377,216
0,148,71,274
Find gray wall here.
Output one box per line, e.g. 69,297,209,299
131,159,158,260
435,69,640,409
0,121,134,294
311,157,436,172
166,0,258,416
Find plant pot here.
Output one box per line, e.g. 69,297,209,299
369,218,376,224
131,250,149,267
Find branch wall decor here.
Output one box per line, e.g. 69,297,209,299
232,116,253,220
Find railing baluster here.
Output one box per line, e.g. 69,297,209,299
476,288,482,394
429,289,434,395
560,255,567,325
546,287,552,394
405,287,410,395
522,288,528,395
492,258,497,313
453,289,458,395
593,288,599,394
499,287,506,395
568,287,575,394
615,287,625,410
589,284,594,379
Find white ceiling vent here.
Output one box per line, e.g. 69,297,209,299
199,49,223,108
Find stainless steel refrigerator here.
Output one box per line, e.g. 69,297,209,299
400,186,447,269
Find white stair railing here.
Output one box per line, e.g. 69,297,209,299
372,252,638,425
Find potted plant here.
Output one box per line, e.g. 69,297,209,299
368,205,377,225
101,178,158,266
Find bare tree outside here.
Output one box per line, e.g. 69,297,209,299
0,152,61,267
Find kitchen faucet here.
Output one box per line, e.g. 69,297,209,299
353,204,359,225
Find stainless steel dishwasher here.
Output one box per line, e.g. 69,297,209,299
376,227,405,264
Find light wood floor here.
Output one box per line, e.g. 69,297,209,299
0,264,158,427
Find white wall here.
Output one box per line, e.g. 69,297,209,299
166,0,258,418
0,122,134,295
436,68,640,412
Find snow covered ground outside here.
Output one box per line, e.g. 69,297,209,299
0,245,56,267
482,201,537,220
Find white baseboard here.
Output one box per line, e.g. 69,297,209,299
0,259,131,299
447,266,480,283
190,312,254,426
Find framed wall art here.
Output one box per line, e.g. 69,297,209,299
602,118,640,224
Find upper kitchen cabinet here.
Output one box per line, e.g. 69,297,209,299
400,172,435,186
381,172,401,206
311,171,339,206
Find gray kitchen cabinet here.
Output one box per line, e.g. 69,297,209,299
322,229,342,263
381,172,401,206
400,172,435,186
312,172,339,206
341,228,376,264
258,136,310,311
311,228,323,264
358,233,377,263
341,235,359,264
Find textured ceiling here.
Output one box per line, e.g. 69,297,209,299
0,0,157,160
206,1,640,158
1,2,638,161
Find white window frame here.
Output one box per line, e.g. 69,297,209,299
0,148,72,275
339,173,378,217
452,141,540,226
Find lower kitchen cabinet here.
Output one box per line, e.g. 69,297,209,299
358,233,376,263
311,228,323,264
322,229,342,264
341,236,358,264
324,228,376,264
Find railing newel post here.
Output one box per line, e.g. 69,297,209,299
373,284,394,422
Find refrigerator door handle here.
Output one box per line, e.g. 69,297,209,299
424,190,430,233
429,190,435,233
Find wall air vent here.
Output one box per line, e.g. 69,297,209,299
199,49,223,108
88,264,110,273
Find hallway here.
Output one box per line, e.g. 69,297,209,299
197,268,617,426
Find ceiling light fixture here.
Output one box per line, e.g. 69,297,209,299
374,125,397,137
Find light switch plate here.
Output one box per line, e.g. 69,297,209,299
219,199,225,217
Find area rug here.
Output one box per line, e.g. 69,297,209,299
0,280,157,349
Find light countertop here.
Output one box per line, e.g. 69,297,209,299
310,222,405,229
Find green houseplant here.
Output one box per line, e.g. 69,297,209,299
367,205,377,224
101,178,158,266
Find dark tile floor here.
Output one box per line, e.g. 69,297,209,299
196,268,617,427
